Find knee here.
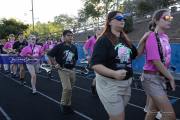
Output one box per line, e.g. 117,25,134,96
161,111,176,120
31,74,36,79
63,88,72,93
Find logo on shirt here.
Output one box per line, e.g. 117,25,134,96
63,50,74,65
115,43,131,63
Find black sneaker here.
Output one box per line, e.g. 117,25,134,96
60,105,74,115
20,80,26,85
3,70,9,74
11,73,13,77
91,85,97,95
12,74,18,78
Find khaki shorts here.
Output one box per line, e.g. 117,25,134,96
141,73,167,96
95,73,132,116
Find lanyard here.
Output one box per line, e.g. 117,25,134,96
155,32,165,64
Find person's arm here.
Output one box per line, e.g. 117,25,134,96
47,45,59,66
137,31,151,57
74,46,78,63
152,60,175,91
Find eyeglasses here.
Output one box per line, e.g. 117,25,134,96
161,15,173,21
112,15,125,21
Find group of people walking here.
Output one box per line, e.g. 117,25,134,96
0,8,177,120
90,9,176,120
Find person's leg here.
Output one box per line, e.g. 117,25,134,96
145,96,159,120
3,64,9,73
109,112,125,120
10,64,13,76
2,54,9,72
145,95,176,120
152,95,176,120
58,69,73,114
19,64,25,84
26,64,37,94
96,74,132,120
12,64,17,78
108,95,131,120
91,78,97,95
144,95,150,112
35,63,40,74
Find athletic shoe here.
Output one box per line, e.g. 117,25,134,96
155,112,162,120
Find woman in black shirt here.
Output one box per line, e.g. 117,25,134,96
91,11,138,120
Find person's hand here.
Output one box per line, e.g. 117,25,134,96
27,54,33,58
54,64,60,69
113,69,127,80
169,79,176,91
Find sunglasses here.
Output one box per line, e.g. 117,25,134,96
112,15,125,21
161,15,173,21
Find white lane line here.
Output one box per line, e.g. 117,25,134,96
36,74,91,93
74,86,91,93
37,73,180,101
127,103,144,109
0,73,93,120
0,107,11,120
35,74,151,110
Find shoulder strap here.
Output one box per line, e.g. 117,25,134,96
154,32,165,64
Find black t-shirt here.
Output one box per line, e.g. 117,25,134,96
13,41,28,53
47,42,78,69
0,44,3,54
91,36,137,79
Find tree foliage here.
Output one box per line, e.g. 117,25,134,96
0,18,28,39
124,16,133,33
137,1,154,15
54,14,76,30
25,21,63,38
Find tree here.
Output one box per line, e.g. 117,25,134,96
0,18,28,39
54,14,77,30
25,21,63,39
123,0,136,13
124,16,133,33
137,1,154,15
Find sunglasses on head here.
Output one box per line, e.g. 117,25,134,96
112,15,125,21
161,15,173,21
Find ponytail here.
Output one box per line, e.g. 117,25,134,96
148,21,156,31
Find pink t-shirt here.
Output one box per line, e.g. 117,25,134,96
3,41,15,49
83,36,96,55
20,44,43,57
43,41,55,51
143,32,171,71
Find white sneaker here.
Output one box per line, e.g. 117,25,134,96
32,89,37,94
144,106,148,113
156,112,162,120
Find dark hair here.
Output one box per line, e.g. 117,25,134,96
63,30,73,36
149,9,170,31
87,35,91,39
100,11,132,47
